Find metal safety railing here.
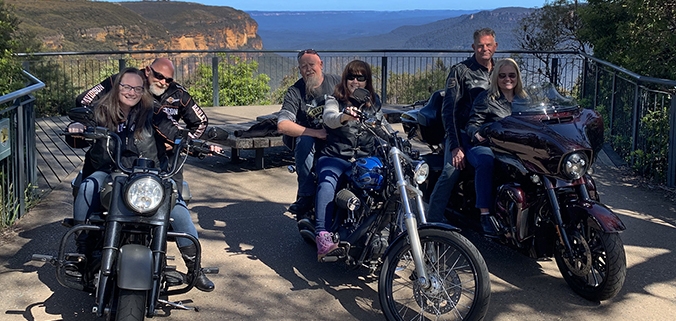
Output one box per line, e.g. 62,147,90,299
15,49,676,186
0,71,44,226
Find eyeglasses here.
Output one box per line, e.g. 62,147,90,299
297,49,319,60
347,74,366,82
498,73,517,80
119,83,144,94
149,66,174,83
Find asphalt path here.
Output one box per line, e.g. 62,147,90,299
1,116,676,320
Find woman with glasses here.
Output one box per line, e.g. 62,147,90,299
313,60,386,260
465,58,528,236
69,67,215,292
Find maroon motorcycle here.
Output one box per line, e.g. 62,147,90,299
401,83,627,301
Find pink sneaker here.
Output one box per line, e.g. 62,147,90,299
316,231,339,260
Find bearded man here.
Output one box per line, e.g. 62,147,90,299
77,58,208,140
277,49,340,215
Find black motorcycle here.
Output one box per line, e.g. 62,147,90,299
32,107,219,320
297,88,491,320
401,84,627,301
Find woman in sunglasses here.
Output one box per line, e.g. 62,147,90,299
313,59,385,260
465,58,528,236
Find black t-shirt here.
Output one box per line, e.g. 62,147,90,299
277,74,341,129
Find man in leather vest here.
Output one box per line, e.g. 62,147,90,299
276,49,340,215
427,28,498,236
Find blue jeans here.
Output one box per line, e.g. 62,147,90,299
73,171,198,248
314,156,352,234
465,145,495,209
426,134,471,222
295,136,316,197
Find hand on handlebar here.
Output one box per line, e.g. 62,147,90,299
342,106,362,122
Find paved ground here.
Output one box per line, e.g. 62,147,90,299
1,106,676,320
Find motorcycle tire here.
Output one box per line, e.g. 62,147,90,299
115,289,147,321
554,226,626,301
379,228,491,321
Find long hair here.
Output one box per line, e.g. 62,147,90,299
487,58,527,100
333,60,376,105
94,67,154,139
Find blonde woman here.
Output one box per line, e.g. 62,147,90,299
465,58,527,236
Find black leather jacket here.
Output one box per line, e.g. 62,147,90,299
465,90,512,145
441,55,492,151
81,102,183,178
320,95,386,160
76,74,209,139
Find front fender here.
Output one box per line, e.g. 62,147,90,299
383,223,461,258
117,244,153,290
565,200,626,233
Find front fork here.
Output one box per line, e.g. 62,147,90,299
390,148,430,289
543,177,584,259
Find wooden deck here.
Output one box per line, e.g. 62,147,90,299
35,116,86,190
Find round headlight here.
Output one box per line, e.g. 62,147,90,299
413,161,430,185
562,152,589,180
125,176,164,214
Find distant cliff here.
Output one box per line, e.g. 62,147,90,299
7,0,261,52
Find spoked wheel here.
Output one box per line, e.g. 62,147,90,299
555,224,626,301
379,228,491,321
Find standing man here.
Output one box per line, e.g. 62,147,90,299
277,49,340,215
427,28,498,236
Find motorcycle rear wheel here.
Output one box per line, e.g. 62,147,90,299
379,228,491,321
115,289,147,321
555,225,626,301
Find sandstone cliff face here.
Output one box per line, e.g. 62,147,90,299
170,20,262,50
68,22,261,52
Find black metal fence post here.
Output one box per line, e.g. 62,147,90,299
550,58,559,86
669,94,676,187
381,56,388,104
118,59,126,72
212,56,219,107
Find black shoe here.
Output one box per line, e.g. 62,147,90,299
480,215,499,237
289,196,313,214
190,271,215,292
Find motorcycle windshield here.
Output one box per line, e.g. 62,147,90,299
512,83,579,115
487,83,604,175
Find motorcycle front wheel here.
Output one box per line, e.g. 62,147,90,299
555,224,626,301
379,228,491,321
115,289,147,321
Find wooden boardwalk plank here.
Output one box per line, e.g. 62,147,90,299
34,116,86,190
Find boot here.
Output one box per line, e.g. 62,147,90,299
480,214,499,238
73,220,91,255
179,244,215,292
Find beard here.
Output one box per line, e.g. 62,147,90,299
305,73,322,96
149,83,168,96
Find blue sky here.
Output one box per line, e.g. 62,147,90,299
105,0,546,11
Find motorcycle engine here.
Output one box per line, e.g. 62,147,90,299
351,156,385,191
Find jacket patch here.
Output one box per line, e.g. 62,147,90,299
166,97,177,104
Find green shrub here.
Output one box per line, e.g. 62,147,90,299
187,54,271,106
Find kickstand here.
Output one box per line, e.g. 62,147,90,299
157,298,199,312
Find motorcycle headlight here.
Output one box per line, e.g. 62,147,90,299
124,175,164,214
562,152,589,180
413,161,430,185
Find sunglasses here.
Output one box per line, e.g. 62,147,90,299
149,66,174,83
498,72,517,80
297,49,319,60
347,74,366,82
119,83,144,94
